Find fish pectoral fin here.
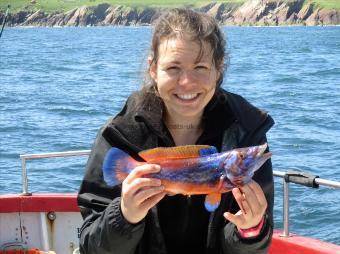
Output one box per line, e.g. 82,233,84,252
204,193,221,212
138,145,215,162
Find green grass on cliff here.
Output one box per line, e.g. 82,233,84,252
0,0,246,13
0,0,339,13
309,0,340,9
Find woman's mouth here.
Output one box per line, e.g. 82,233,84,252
175,93,200,101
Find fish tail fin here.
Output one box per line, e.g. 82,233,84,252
102,147,137,186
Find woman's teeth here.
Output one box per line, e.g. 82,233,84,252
176,93,198,100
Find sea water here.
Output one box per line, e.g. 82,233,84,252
0,26,339,244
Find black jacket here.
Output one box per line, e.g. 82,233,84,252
78,87,274,254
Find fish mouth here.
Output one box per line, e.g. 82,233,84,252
261,151,272,160
256,143,272,162
256,143,268,157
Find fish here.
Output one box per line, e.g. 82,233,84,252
102,143,272,212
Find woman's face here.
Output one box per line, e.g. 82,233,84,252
150,38,220,123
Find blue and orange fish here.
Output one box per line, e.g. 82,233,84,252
103,144,271,212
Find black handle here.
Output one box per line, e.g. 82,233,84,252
284,171,319,188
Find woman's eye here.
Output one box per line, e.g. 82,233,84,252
195,65,208,70
167,66,179,71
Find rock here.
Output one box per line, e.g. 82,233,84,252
286,12,299,24
201,2,240,24
305,8,320,25
103,5,134,25
286,0,304,18
7,11,31,25
121,7,139,25
22,10,47,26
66,6,91,26
93,3,110,20
232,0,282,25
232,0,261,24
318,9,340,25
206,3,226,21
199,2,217,13
102,5,156,26
298,3,315,20
137,8,157,25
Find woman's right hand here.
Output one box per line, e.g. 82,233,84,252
120,164,165,224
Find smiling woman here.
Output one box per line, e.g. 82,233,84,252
77,8,274,254
150,38,220,145
146,9,226,146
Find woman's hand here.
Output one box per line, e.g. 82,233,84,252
223,180,267,230
120,164,165,224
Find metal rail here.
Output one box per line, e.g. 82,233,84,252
19,150,91,195
19,151,340,237
273,170,340,237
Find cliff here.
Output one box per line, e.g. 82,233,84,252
1,0,339,27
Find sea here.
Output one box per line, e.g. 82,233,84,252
0,26,339,244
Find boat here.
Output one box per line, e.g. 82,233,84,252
1,150,340,254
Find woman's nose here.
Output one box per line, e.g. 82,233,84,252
178,69,196,86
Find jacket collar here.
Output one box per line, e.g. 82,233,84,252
108,86,272,146
221,89,271,132
135,88,268,132
134,87,165,137
134,86,235,141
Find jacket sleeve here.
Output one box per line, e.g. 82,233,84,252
77,125,145,254
221,135,274,254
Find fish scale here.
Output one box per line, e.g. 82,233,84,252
148,157,222,184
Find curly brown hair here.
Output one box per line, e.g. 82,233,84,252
146,8,228,89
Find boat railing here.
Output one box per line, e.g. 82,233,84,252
19,150,340,238
19,150,91,195
273,170,340,237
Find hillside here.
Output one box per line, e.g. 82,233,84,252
0,0,339,26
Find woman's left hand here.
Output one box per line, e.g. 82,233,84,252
223,180,267,230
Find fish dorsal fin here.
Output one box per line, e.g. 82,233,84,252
138,145,216,163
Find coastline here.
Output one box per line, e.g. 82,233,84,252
1,0,339,27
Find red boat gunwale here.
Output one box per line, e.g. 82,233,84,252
271,231,340,254
0,193,79,213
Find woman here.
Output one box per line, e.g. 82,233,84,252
78,8,274,254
